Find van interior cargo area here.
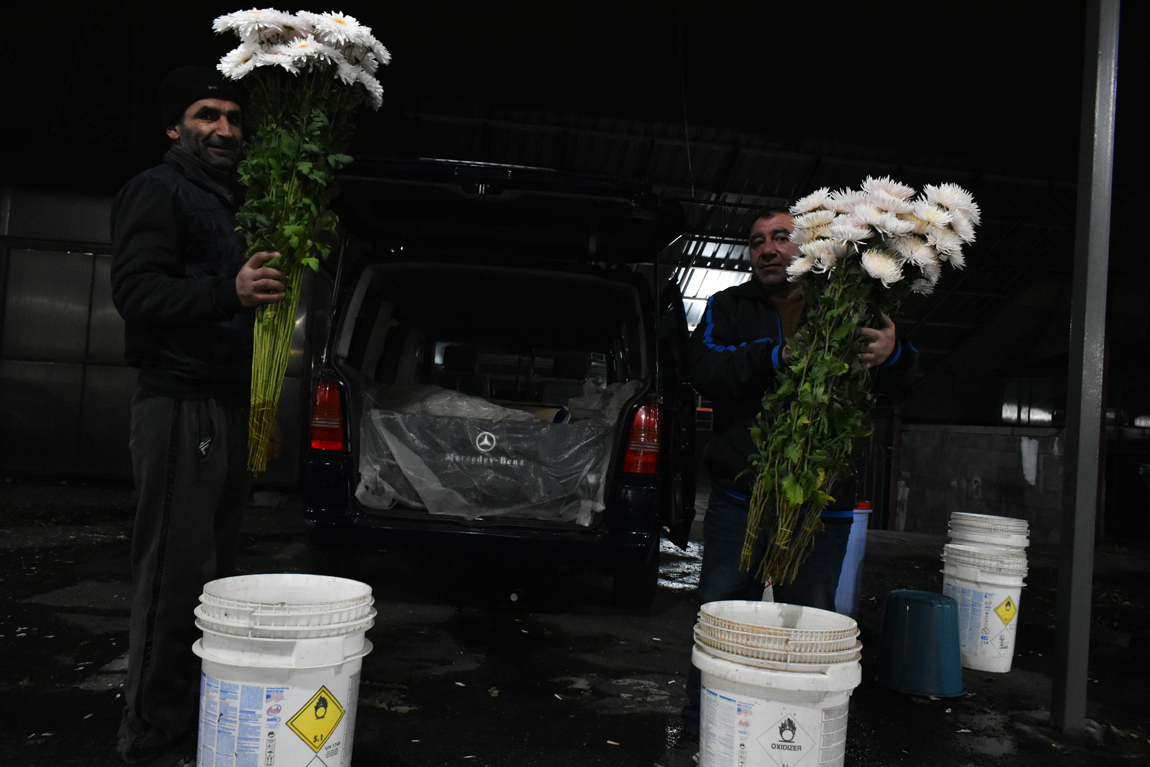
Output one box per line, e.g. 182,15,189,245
336,259,650,526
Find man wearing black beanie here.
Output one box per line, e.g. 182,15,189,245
110,64,284,767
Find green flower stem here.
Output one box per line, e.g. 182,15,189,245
237,66,361,471
742,260,877,586
248,264,304,471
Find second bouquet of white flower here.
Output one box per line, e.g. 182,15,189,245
743,177,979,587
213,8,390,471
787,178,981,294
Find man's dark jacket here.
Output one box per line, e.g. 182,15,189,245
690,279,918,507
110,146,252,404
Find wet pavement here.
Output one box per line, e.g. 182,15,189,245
3,475,1149,766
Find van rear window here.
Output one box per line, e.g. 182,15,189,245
336,260,647,406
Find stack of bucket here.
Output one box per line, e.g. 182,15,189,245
692,601,862,767
193,574,375,767
941,512,1029,673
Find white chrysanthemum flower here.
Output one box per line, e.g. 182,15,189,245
282,35,341,71
790,187,831,215
918,255,942,283
371,40,392,66
911,202,953,228
890,235,936,266
862,175,916,201
799,239,848,272
340,39,392,69
909,279,935,295
306,10,373,47
927,228,964,257
825,219,873,243
790,225,830,245
213,8,296,44
827,188,867,214
255,45,300,74
923,182,974,209
946,247,966,269
950,209,977,243
867,189,914,215
292,11,320,36
786,254,817,279
354,50,380,75
335,59,362,86
861,248,904,287
218,43,260,79
358,69,384,110
854,206,914,237
879,213,916,236
849,204,886,227
924,183,981,225
792,209,836,229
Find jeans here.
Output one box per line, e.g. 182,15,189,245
117,393,251,764
683,487,853,734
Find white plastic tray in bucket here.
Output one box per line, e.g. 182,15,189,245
948,526,1030,550
699,601,859,642
693,621,858,653
693,626,862,671
194,573,375,767
949,512,1030,551
949,512,1029,534
942,543,1028,574
693,643,861,767
941,544,1027,672
199,573,374,627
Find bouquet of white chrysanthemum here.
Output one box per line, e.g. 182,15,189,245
786,177,979,294
213,8,390,471
744,177,979,586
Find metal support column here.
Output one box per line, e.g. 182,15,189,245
1051,0,1121,732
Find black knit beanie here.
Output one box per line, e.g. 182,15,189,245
158,65,245,128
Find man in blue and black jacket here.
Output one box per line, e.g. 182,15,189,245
691,206,917,608
672,207,917,749
110,65,284,767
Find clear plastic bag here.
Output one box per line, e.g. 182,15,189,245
354,408,612,526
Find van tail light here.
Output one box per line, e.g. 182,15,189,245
309,380,345,451
622,405,660,474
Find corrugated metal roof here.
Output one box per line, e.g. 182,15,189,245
402,103,1078,376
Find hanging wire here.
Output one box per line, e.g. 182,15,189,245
676,1,696,199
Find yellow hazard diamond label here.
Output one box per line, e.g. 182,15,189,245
287,686,345,753
994,596,1018,626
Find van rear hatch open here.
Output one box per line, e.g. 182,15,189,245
303,158,695,575
333,258,652,527
333,158,684,263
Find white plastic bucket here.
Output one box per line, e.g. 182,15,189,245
941,545,1026,673
193,574,374,767
834,508,871,616
693,645,861,767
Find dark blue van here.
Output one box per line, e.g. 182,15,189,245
301,159,696,605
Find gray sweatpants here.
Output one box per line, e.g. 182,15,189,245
117,392,251,765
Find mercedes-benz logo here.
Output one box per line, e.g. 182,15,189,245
475,431,497,452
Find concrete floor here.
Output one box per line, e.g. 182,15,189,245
2,476,1148,766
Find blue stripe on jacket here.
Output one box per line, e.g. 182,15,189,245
701,296,782,368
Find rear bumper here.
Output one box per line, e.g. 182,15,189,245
302,451,659,568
